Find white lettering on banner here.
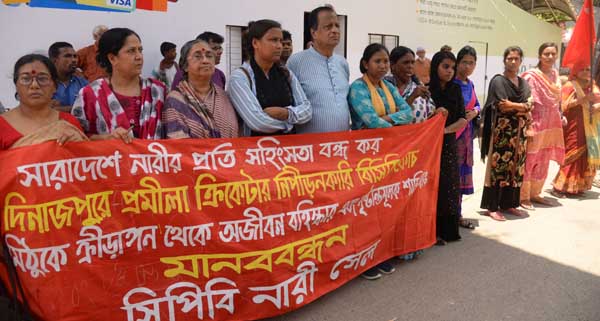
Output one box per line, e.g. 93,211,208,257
76,225,158,264
121,278,239,321
318,141,349,160
192,143,237,171
245,137,314,170
16,151,122,190
108,0,133,9
286,200,338,232
4,234,70,278
218,207,285,243
164,223,214,248
354,138,383,155
329,240,380,280
402,170,429,196
339,182,402,217
249,261,317,309
129,143,182,175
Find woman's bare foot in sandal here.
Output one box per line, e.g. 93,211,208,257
505,208,526,217
487,211,506,221
520,200,535,210
531,196,553,206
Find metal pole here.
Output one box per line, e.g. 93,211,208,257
469,40,489,103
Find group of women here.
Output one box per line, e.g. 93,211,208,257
1,23,599,281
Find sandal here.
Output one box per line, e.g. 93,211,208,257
488,211,506,221
435,238,447,246
531,196,553,206
459,219,476,229
550,189,566,199
506,208,526,217
520,201,535,211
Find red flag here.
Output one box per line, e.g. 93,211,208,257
562,0,596,74
136,0,167,11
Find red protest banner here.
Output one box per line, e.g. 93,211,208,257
0,115,444,321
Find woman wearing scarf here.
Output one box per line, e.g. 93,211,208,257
1,54,87,150
429,51,467,244
519,42,565,209
552,63,600,195
348,43,413,280
162,39,238,139
480,46,532,221
452,46,480,229
228,19,311,136
386,46,441,124
72,28,165,142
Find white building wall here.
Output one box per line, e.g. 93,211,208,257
0,0,560,107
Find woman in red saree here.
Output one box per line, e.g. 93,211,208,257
552,64,600,195
0,54,86,150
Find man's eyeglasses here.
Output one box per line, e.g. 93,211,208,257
18,74,53,87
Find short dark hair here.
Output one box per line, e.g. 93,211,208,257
389,46,415,65
48,42,73,59
196,32,224,44
96,27,141,74
440,45,452,52
282,30,292,41
13,54,58,85
503,46,524,60
308,5,335,37
160,42,176,56
456,46,477,64
359,43,389,74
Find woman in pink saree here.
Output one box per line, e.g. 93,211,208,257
520,43,565,209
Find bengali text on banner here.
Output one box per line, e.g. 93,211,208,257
0,115,444,321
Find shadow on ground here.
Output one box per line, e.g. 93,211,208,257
261,230,600,321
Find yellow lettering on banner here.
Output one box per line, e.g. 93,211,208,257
121,177,190,215
194,170,271,210
273,161,354,199
160,224,348,279
3,191,114,233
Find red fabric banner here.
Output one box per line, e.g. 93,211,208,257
0,115,444,321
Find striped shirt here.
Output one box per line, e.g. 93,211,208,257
227,62,312,137
287,47,351,133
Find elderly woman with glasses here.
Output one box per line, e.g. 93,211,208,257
162,39,239,139
1,54,86,150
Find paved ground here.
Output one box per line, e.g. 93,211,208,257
265,153,600,321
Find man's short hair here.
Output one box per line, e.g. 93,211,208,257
307,5,336,34
282,30,292,41
196,32,224,44
48,42,73,59
160,42,176,56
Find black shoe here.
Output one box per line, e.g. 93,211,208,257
361,267,382,280
376,261,396,274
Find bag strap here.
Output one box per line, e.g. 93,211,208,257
240,67,253,90
2,240,32,321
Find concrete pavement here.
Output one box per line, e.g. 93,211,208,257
264,155,600,321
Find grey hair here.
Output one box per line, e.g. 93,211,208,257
93,25,108,38
179,39,211,79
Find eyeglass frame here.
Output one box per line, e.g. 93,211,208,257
16,73,54,87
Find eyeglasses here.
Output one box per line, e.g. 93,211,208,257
17,74,53,87
190,52,216,61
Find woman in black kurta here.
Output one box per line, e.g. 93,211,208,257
429,51,467,244
480,46,532,221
